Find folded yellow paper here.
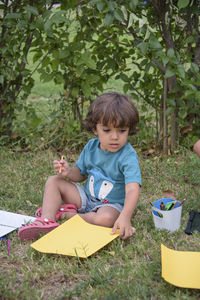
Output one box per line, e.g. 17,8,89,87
31,215,119,258
161,244,200,289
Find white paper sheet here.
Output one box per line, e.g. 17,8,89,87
0,210,36,237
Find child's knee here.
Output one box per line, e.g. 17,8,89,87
95,213,115,227
45,175,60,187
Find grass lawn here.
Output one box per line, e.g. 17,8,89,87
0,146,200,300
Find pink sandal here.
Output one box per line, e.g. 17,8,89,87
35,204,77,220
18,217,60,241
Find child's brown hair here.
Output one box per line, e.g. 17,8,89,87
84,92,139,135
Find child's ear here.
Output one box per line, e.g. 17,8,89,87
93,128,97,135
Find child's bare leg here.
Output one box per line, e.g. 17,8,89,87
40,175,82,220
18,175,82,240
63,206,120,227
81,206,120,227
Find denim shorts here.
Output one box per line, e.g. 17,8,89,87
73,183,123,213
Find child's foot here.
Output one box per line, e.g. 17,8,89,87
59,211,77,220
18,217,60,241
35,204,77,220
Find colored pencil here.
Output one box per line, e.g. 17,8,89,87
178,199,186,207
59,155,64,174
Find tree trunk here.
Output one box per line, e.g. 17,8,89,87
163,78,168,155
168,76,178,151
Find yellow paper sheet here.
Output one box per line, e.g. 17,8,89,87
161,244,200,289
31,215,119,258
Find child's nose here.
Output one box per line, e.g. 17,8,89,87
111,131,118,139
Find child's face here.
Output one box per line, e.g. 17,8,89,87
93,123,129,152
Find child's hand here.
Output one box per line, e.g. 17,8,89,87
53,158,71,177
111,215,136,240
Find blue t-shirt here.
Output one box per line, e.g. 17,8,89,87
75,138,141,205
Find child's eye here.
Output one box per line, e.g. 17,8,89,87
120,129,128,133
103,129,110,132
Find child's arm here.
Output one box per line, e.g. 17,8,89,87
111,182,140,240
193,139,200,158
53,159,87,182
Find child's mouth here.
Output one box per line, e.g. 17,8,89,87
110,144,119,148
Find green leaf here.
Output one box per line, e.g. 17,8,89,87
77,52,96,70
81,82,91,98
41,56,50,68
188,84,197,91
165,107,175,116
59,49,70,59
129,0,139,9
32,51,43,64
178,0,189,9
145,62,151,73
40,72,53,83
86,58,96,70
185,36,195,44
128,13,138,28
179,109,187,119
177,65,185,79
51,59,59,70
97,1,105,11
161,56,169,67
107,1,115,11
165,67,175,78
50,10,68,26
5,13,21,19
166,98,176,107
86,74,100,84
167,48,175,58
61,0,78,9
137,42,148,54
76,65,85,76
71,87,79,98
0,75,4,84
191,63,199,73
44,19,52,33
149,35,162,49
24,6,39,16
114,9,124,23
120,73,129,82
104,12,114,26
123,83,131,93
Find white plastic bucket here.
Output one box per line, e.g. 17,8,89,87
152,198,182,232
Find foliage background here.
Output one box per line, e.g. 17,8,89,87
0,0,200,154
